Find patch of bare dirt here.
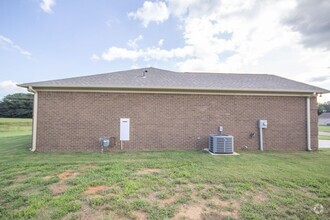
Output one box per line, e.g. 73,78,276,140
297,187,318,199
175,182,196,190
16,174,28,182
77,202,103,220
58,170,78,179
212,212,237,220
43,170,78,180
159,194,178,206
49,181,69,196
43,175,54,179
213,198,240,209
70,202,120,220
147,192,157,201
80,164,98,170
80,203,101,219
136,168,161,175
132,211,147,220
48,170,79,195
173,205,205,220
201,212,232,220
84,185,107,195
144,190,183,208
253,192,267,203
208,198,240,219
173,200,240,220
171,182,241,220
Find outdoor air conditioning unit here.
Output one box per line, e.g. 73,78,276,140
209,134,234,154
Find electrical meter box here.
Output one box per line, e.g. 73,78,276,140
120,118,130,141
99,136,110,148
258,120,268,128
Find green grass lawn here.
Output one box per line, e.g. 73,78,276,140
0,118,32,137
319,126,330,132
319,135,330,140
319,126,330,140
0,119,329,219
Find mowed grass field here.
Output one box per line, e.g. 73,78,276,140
0,118,32,138
0,119,329,219
319,126,330,132
319,126,330,140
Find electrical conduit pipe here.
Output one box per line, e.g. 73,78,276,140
306,96,312,151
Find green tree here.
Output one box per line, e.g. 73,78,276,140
0,93,33,118
318,101,330,115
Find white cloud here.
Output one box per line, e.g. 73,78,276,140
101,47,140,61
131,64,140,69
96,0,330,101
101,46,193,61
0,35,12,44
128,1,169,27
111,0,302,72
40,0,56,13
158,39,164,46
0,81,26,93
0,35,32,58
168,0,222,17
127,35,143,49
173,0,300,72
99,35,192,61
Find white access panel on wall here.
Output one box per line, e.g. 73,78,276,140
120,118,130,141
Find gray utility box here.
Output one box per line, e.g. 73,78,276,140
209,134,234,154
258,120,267,128
99,136,110,148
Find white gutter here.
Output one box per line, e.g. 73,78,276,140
27,86,38,152
306,96,312,151
19,85,328,94
30,88,315,97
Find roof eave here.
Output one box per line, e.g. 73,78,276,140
18,85,328,95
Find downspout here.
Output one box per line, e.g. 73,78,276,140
306,96,312,151
28,86,38,152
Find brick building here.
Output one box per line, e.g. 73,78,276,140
19,67,328,152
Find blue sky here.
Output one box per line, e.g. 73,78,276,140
1,0,330,102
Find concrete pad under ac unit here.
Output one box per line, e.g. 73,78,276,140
203,148,240,156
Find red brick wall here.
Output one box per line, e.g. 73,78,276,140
36,92,318,152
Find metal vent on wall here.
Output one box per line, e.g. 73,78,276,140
209,134,234,154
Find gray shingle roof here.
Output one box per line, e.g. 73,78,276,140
18,67,329,93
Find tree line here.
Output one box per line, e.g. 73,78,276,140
318,101,330,115
0,93,329,118
0,93,33,118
